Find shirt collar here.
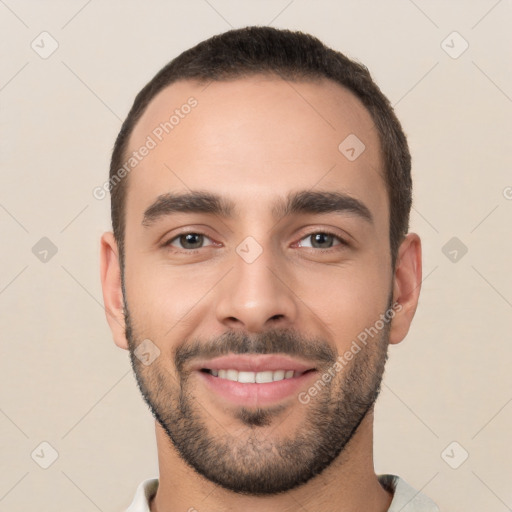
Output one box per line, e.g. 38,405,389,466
125,474,439,511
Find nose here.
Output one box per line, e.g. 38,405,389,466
215,241,298,333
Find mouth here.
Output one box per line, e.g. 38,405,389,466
193,354,319,406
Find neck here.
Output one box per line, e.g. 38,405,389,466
150,411,392,512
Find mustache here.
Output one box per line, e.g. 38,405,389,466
174,327,337,374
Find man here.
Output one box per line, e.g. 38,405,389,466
100,26,439,511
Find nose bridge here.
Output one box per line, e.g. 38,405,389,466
215,234,297,332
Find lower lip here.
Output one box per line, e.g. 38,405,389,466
196,370,318,407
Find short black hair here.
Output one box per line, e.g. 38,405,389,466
109,26,412,272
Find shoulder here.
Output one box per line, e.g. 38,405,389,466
124,478,159,512
378,474,440,512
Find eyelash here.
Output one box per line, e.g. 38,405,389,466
162,230,349,254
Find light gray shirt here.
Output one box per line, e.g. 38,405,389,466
124,474,439,511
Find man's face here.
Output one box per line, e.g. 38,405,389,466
121,76,394,494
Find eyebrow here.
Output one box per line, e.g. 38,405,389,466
142,189,373,227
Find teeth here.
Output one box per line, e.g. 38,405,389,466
226,369,238,381
210,369,298,383
256,371,274,383
273,370,285,381
238,371,256,383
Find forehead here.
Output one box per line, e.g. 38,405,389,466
124,75,388,234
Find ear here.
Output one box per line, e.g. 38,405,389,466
388,232,422,345
99,231,128,350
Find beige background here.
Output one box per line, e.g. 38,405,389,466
1,0,511,510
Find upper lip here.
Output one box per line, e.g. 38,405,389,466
192,354,317,373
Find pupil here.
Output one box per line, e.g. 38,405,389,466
183,233,202,249
313,233,331,248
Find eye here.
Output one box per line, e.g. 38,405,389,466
297,231,347,250
164,232,215,251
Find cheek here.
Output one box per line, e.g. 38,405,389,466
124,255,226,345
124,260,188,335
295,257,390,345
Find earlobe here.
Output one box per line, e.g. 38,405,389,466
388,233,422,345
99,232,128,350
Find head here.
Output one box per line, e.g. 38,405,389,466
100,26,421,495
